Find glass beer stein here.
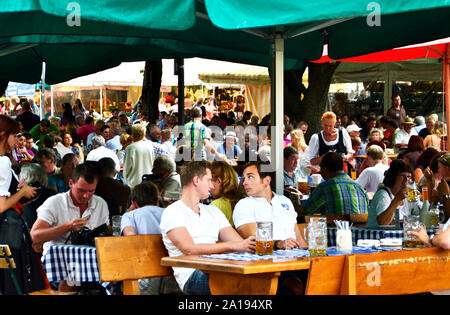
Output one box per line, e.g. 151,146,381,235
255,222,274,255
304,217,327,256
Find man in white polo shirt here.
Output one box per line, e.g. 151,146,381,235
233,161,308,294
30,163,110,292
160,161,255,295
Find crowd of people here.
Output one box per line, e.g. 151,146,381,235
0,93,449,296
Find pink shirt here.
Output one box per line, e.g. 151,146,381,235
77,124,95,143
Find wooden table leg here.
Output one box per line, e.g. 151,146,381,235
207,271,280,295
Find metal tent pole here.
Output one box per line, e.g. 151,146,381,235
40,62,46,119
270,37,284,195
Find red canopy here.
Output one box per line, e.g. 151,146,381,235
313,37,450,63
314,38,450,150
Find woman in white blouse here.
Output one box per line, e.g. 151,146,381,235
0,116,37,212
0,115,44,295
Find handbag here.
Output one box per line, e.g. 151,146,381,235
68,224,111,247
0,209,25,250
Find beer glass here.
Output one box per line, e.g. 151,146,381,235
304,217,327,256
255,222,274,255
297,178,309,195
111,215,122,236
403,215,422,248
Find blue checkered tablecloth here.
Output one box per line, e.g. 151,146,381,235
201,246,402,261
327,227,438,246
42,244,113,294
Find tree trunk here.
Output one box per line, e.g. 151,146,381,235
142,60,162,124
284,62,340,142
0,81,8,98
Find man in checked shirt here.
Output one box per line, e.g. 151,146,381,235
300,152,369,216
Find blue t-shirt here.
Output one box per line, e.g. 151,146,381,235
47,174,70,193
216,143,242,160
120,206,165,235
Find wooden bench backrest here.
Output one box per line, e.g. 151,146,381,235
305,255,346,295
0,245,16,269
342,247,450,295
95,235,172,295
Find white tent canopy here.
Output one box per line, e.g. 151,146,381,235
54,58,259,87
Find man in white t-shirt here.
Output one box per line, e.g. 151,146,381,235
356,145,389,193
233,161,308,295
30,163,110,292
159,161,255,295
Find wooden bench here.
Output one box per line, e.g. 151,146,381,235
95,234,173,295
305,247,450,295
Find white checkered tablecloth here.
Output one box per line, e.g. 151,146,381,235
42,244,113,294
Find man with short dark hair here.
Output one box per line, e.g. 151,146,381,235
160,161,255,295
121,181,163,236
95,157,130,217
233,161,308,295
15,101,40,132
301,152,368,215
31,163,109,253
31,163,109,292
29,119,60,148
283,146,308,190
387,94,406,124
76,116,95,144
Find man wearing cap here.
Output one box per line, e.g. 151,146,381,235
346,124,362,140
394,116,418,153
86,135,121,173
216,131,242,161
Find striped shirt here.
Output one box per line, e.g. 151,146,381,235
184,120,207,151
301,173,368,215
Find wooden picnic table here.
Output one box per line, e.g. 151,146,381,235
160,254,311,295
161,247,450,295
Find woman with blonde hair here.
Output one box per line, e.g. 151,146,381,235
117,133,133,164
209,161,246,227
289,129,308,154
423,121,446,149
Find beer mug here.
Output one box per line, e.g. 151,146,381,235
255,222,274,255
303,217,327,256
403,215,422,249
297,178,309,195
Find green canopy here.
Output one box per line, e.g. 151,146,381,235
3,0,449,84
2,0,450,193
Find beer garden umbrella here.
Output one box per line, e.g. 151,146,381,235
1,0,450,192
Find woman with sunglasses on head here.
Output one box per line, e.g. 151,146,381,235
0,115,46,295
367,159,418,227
